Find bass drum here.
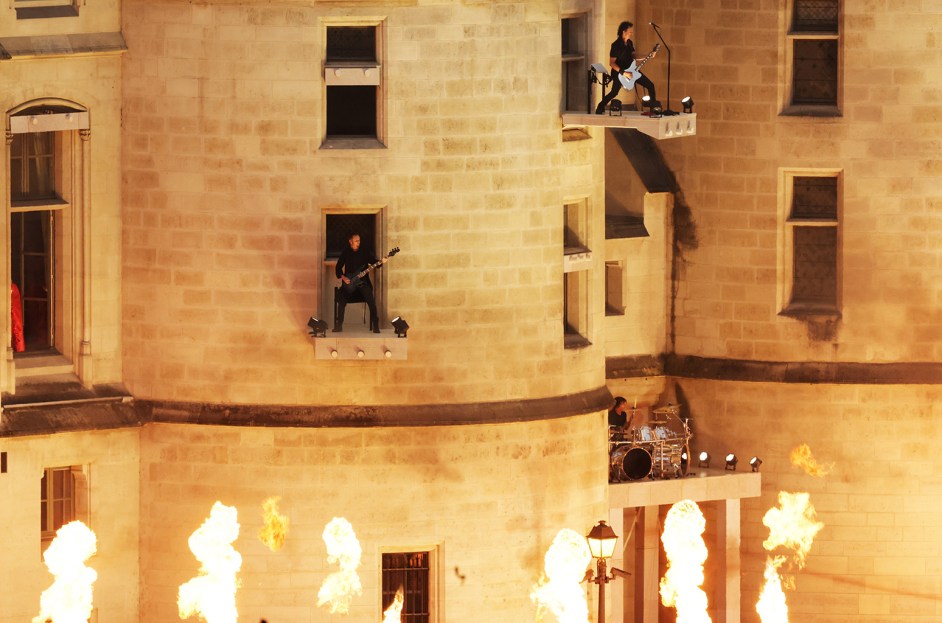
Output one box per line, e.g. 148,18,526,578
610,445,653,482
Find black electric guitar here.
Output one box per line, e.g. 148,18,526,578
617,43,660,90
339,247,399,294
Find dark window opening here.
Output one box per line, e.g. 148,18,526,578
792,39,838,106
325,214,377,260
791,226,837,307
792,0,839,32
791,176,838,219
382,552,430,623
326,86,377,138
327,26,376,62
11,132,55,201
11,210,54,353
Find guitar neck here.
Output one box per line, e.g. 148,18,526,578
356,256,387,278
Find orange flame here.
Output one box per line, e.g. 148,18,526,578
529,528,591,623
316,517,363,614
756,492,824,623
382,586,404,623
755,557,788,623
178,502,242,623
762,491,823,568
258,496,289,552
789,444,832,477
659,500,712,623
33,521,98,623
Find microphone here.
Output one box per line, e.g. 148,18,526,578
649,21,659,28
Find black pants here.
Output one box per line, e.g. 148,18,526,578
336,282,378,330
596,70,656,113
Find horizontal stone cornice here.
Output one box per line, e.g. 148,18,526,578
605,354,942,385
0,386,613,437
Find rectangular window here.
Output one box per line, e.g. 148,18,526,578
10,131,67,356
324,24,384,147
14,0,78,19
561,15,589,113
322,210,386,332
41,465,89,544
605,261,625,316
780,171,841,315
563,199,592,347
784,0,841,115
382,551,431,623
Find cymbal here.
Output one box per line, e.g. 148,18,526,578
652,405,680,414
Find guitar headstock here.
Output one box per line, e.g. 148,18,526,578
652,43,661,53
388,247,400,257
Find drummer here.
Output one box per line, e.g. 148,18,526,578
608,396,635,436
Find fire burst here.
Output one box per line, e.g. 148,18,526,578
382,586,404,623
178,502,243,623
316,517,363,614
33,521,98,623
529,528,591,623
258,496,289,552
789,444,832,477
756,492,824,623
659,500,712,623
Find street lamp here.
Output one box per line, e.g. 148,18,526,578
586,521,629,623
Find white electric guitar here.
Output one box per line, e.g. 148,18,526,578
617,44,660,90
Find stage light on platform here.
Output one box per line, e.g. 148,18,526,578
750,456,762,472
391,316,410,338
697,451,710,468
681,96,694,114
307,316,328,337
725,453,738,471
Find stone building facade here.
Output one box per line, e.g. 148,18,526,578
1,0,941,623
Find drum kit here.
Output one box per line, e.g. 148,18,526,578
609,404,692,482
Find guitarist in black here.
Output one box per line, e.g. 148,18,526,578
334,232,384,333
595,21,657,115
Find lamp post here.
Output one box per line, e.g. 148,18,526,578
586,520,629,623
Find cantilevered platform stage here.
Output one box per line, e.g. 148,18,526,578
562,111,697,140
607,468,760,623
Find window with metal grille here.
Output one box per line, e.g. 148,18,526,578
382,552,430,623
782,173,841,314
784,0,840,114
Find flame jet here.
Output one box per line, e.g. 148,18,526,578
33,521,98,623
178,502,243,623
382,587,404,623
316,517,363,614
756,491,824,623
530,528,592,623
659,500,712,623
789,444,832,477
258,496,289,552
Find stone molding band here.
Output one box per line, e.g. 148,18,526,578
609,354,942,385
0,386,613,438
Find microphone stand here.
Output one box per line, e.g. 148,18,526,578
650,23,678,115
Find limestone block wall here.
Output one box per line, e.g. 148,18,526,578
674,378,942,623
605,192,672,359
0,429,141,623
137,415,606,623
638,0,942,362
120,0,610,407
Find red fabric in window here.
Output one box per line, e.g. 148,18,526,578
11,282,25,352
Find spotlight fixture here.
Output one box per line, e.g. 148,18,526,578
307,316,328,337
750,456,763,472
391,316,410,338
725,453,738,471
681,96,694,114
697,451,710,469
